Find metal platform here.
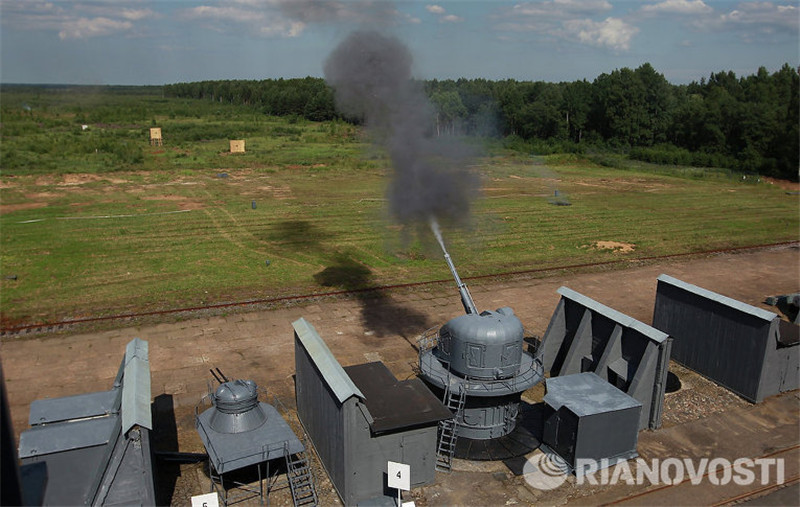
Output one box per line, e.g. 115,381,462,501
418,349,543,397
197,402,305,475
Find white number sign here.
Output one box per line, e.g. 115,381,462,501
387,461,411,491
191,492,220,507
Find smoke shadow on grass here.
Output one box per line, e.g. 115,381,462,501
314,255,430,349
260,220,331,250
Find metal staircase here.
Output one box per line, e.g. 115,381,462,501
435,382,466,472
284,444,318,507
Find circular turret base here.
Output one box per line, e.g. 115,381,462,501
454,422,540,461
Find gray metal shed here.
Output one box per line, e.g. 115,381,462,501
293,318,451,506
653,274,799,403
17,338,156,506
542,372,641,473
540,287,672,430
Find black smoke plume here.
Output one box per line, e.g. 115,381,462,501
324,30,480,228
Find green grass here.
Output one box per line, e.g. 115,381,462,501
1,87,797,324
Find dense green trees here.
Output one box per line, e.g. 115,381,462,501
164,63,799,180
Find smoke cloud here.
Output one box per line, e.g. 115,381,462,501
323,30,480,227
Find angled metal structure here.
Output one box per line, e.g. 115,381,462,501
540,287,672,430
653,274,799,403
293,318,450,506
18,338,156,506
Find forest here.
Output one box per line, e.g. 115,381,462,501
164,63,799,181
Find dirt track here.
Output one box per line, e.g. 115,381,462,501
2,243,798,505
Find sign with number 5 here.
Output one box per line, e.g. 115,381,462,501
191,492,220,507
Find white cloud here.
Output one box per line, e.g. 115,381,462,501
640,0,712,15
181,0,420,36
442,14,464,23
719,2,798,29
506,0,612,18
59,17,133,40
493,0,635,51
183,4,305,37
1,0,153,39
185,5,251,24
391,8,421,25
120,8,156,21
561,17,639,51
691,1,798,38
424,3,464,23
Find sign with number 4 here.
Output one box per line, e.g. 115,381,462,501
387,461,410,491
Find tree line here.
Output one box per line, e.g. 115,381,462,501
164,63,799,180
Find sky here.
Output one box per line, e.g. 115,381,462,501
1,0,797,86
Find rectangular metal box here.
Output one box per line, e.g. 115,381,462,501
543,372,641,472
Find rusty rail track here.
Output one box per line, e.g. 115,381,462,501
2,241,796,336
601,444,800,506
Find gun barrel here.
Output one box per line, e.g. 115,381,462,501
444,253,478,315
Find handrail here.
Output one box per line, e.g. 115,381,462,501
417,325,545,394
419,349,543,394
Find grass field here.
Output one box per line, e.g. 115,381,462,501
1,87,797,325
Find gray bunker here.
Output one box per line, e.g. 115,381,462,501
17,338,156,506
653,274,799,403
293,318,451,506
540,287,672,430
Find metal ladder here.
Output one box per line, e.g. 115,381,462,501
284,444,318,507
435,383,466,472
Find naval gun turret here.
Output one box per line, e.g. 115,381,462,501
418,222,544,460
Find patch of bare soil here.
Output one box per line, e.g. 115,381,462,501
104,176,129,184
33,173,132,187
25,192,58,199
252,185,293,199
0,202,47,214
587,240,636,253
60,173,105,186
763,177,800,191
573,178,673,193
139,195,205,210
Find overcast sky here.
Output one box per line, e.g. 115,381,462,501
1,0,797,86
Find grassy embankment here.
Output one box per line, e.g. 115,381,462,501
1,87,796,324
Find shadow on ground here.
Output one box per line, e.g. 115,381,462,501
152,394,180,506
314,255,430,350
261,220,331,249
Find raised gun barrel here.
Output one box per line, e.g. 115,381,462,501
443,252,479,315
